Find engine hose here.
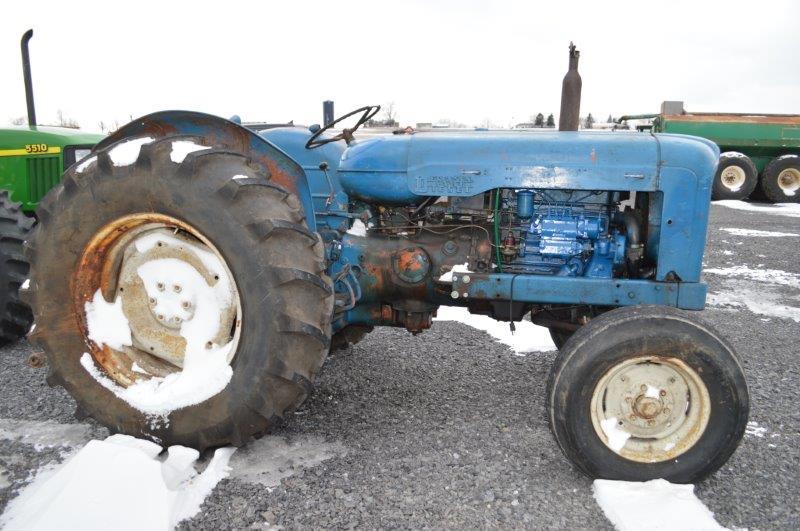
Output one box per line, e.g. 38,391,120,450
493,189,503,273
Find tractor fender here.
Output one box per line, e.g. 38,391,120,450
94,110,317,230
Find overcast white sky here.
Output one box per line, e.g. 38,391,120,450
3,0,798,132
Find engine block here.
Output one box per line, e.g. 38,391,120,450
505,191,626,278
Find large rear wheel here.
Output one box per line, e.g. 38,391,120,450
546,305,748,482
26,135,333,449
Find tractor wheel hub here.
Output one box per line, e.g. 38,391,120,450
117,228,237,368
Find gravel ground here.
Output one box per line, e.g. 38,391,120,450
0,203,798,529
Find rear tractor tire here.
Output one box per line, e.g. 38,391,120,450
711,152,758,201
759,154,800,203
0,191,34,345
546,305,748,483
26,135,334,449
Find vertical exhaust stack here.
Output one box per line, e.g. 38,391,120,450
558,42,581,131
21,29,36,127
323,100,335,127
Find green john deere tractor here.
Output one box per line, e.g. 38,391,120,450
0,30,103,344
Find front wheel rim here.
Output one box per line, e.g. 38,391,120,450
74,213,242,387
590,356,711,463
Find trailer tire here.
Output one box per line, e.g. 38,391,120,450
711,152,758,200
0,191,34,345
759,155,800,203
26,135,333,450
546,305,748,483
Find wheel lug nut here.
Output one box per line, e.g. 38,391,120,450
182,301,191,309
640,385,647,392
157,314,164,320
173,285,182,293
173,316,182,323
205,341,213,349
660,389,667,396
148,297,156,306
156,282,165,291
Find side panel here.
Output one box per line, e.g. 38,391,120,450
95,111,317,230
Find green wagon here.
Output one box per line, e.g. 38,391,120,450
620,101,800,202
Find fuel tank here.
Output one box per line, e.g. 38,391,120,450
336,131,718,204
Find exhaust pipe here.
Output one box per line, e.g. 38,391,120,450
558,42,581,131
21,29,36,127
323,100,334,127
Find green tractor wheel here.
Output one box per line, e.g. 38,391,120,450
0,191,33,345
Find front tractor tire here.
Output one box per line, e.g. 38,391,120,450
711,152,758,201
26,136,333,449
0,191,34,345
546,306,748,483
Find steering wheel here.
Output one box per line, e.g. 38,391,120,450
305,105,381,149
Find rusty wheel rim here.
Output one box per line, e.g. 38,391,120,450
590,356,711,463
74,213,242,387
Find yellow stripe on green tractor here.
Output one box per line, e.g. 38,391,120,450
0,146,62,157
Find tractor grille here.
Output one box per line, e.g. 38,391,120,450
26,156,61,203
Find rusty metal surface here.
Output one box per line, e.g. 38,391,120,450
333,227,492,332
73,213,217,387
93,110,317,230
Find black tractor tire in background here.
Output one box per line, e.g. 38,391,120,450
759,155,800,203
711,152,758,201
26,136,334,449
0,191,34,345
546,305,749,483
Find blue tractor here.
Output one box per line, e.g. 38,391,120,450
26,55,748,483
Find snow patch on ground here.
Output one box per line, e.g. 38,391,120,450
434,306,555,354
438,262,473,282
0,418,94,450
713,200,800,218
720,227,799,237
599,417,630,453
704,266,800,288
0,434,234,531
229,434,347,487
170,140,210,163
108,137,154,167
745,421,767,438
707,289,800,322
84,290,132,350
593,479,724,531
347,219,368,237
